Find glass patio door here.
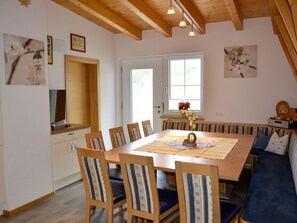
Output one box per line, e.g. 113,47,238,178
121,57,163,135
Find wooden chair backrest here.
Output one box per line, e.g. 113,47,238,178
85,131,106,150
127,122,142,142
142,120,153,137
76,148,113,207
109,126,127,148
175,161,221,223
120,154,160,222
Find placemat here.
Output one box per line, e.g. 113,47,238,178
134,134,238,160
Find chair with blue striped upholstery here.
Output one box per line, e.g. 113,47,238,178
142,120,153,137
109,126,127,148
77,148,126,223
85,131,122,181
119,154,179,223
175,161,241,223
127,122,142,142
85,131,106,150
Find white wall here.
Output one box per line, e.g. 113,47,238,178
46,1,116,148
0,0,117,212
0,0,52,210
115,18,297,124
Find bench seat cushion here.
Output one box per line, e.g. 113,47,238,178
242,153,297,223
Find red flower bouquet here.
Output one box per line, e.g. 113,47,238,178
178,101,190,110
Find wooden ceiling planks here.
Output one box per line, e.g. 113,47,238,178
291,1,297,36
51,0,297,80
52,0,270,35
275,0,297,51
271,0,297,80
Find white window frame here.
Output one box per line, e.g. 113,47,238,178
163,54,204,116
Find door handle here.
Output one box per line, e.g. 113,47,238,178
153,105,160,109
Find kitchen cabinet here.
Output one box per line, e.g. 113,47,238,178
51,124,90,190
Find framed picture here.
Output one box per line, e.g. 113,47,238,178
4,33,46,85
224,45,257,78
47,35,53,65
70,33,86,53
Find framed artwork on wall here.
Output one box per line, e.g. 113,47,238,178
3,33,46,85
70,33,86,53
47,35,53,65
224,45,257,78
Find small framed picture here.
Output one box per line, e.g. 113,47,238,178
70,33,86,53
47,35,53,65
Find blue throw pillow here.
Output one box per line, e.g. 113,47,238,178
254,129,271,150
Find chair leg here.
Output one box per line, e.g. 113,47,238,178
126,215,133,223
86,205,91,223
108,209,113,223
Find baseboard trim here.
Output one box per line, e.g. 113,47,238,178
3,192,54,217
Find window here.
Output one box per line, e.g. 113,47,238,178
165,54,203,114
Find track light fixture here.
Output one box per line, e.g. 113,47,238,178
189,22,196,37
167,0,197,37
167,0,176,15
179,12,187,28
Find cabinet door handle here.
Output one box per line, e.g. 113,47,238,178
68,132,75,135
68,142,73,152
73,141,77,151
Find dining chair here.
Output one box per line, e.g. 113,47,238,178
119,153,179,223
85,131,106,150
76,148,126,223
109,126,127,148
141,120,153,137
85,131,122,181
127,122,142,142
175,161,241,223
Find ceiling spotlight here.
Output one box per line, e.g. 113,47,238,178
167,0,176,14
189,23,196,37
179,12,187,28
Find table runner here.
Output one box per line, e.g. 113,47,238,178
134,134,238,160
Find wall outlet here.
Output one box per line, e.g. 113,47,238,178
216,112,224,116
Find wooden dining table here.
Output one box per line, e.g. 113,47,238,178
104,129,256,184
